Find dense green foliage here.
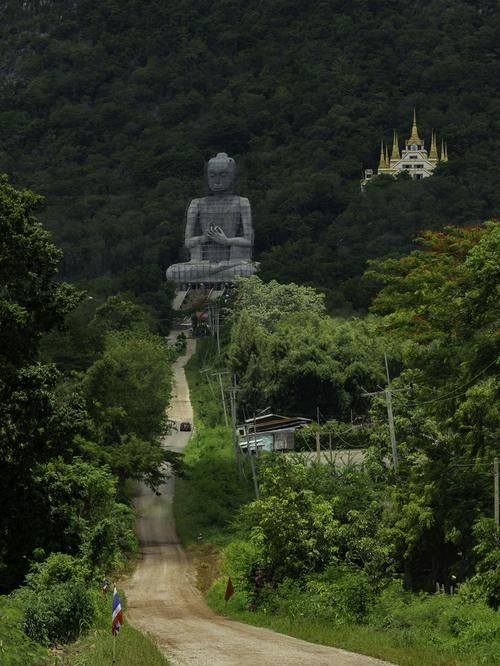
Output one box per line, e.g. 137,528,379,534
55,592,171,666
365,221,500,599
176,226,499,664
1,1,500,308
0,175,84,590
228,276,398,418
223,226,499,600
0,178,176,661
0,595,48,666
1,580,171,666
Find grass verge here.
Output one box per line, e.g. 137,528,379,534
205,575,500,666
174,338,253,546
0,595,48,666
52,591,170,665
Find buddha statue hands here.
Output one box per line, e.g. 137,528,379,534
206,224,230,246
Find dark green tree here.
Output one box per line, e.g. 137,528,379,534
0,176,82,590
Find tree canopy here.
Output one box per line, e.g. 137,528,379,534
1,1,500,308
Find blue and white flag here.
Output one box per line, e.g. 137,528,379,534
112,587,123,636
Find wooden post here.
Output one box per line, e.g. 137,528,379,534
245,424,260,499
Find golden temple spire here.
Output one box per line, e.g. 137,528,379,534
378,140,387,169
390,129,401,161
440,140,448,162
385,143,390,167
429,130,438,160
407,109,423,146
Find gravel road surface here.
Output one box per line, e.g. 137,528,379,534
124,338,396,666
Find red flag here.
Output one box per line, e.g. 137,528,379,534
224,577,234,603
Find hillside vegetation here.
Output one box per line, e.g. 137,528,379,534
176,223,499,665
0,176,176,662
1,1,500,308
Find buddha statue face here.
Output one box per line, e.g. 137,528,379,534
207,152,236,193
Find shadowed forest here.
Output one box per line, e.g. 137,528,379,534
1,0,500,310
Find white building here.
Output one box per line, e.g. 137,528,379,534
361,111,448,190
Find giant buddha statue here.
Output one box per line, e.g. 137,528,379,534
166,152,257,285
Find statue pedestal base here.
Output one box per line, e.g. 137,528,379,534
166,260,258,288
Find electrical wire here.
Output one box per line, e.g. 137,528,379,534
395,359,499,408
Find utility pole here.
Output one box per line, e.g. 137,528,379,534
229,377,241,469
495,457,499,532
212,371,229,427
244,423,260,499
216,306,221,355
361,355,399,475
253,411,260,458
206,302,221,354
384,353,399,475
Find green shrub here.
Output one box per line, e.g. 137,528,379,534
370,583,500,660
25,552,89,591
22,581,97,646
320,566,376,623
0,595,48,665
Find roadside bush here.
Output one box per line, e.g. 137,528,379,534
234,565,376,624
0,594,48,665
22,581,97,646
238,487,341,583
25,553,89,591
79,504,137,571
370,582,500,661
315,565,376,623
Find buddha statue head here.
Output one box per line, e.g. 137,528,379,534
207,152,236,193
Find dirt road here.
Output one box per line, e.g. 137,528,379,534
124,338,395,666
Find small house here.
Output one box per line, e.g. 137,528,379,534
238,413,311,453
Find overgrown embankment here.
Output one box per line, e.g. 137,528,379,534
174,337,254,549
174,269,500,666
0,177,174,665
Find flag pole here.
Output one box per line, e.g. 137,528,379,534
113,633,116,663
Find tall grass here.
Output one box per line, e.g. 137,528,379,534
207,577,500,666
53,624,170,665
0,595,48,666
51,591,170,665
0,589,170,666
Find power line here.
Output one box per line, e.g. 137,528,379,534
398,360,499,408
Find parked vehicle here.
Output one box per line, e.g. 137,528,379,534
180,421,192,432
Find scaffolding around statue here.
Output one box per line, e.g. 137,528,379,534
166,152,258,287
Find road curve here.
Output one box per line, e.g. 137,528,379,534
124,337,396,666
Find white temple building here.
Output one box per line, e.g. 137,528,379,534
361,111,448,190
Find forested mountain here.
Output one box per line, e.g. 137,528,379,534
1,0,500,309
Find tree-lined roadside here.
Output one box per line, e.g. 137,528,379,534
173,225,500,666
124,334,395,666
0,176,176,664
